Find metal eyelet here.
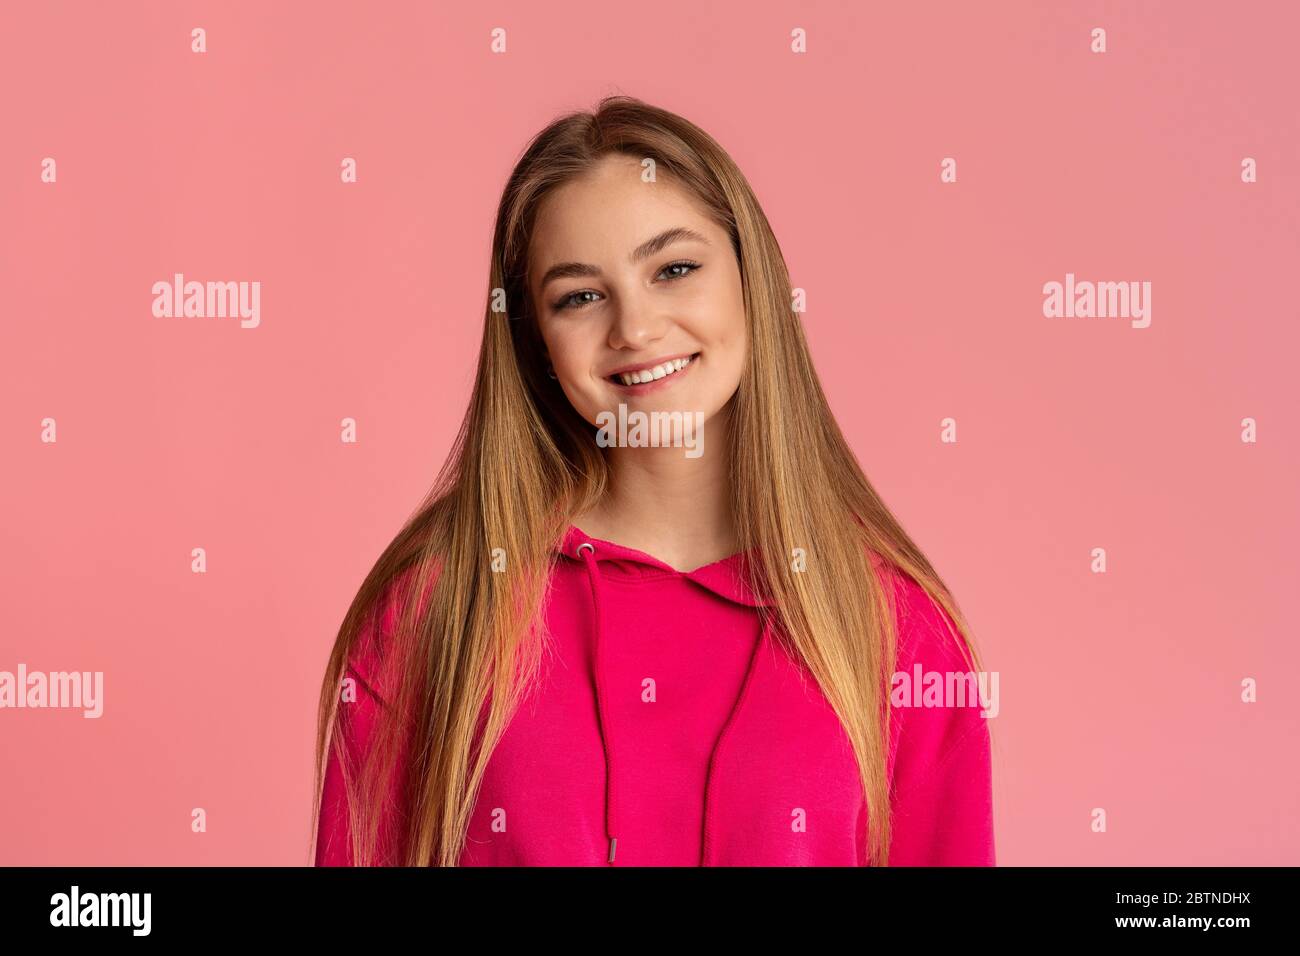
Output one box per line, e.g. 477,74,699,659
576,542,595,557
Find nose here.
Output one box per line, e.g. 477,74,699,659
606,286,671,352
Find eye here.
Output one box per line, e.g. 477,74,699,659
658,259,702,281
551,260,703,312
553,289,601,312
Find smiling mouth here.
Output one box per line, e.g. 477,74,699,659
607,353,700,386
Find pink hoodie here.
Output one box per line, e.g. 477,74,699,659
315,525,995,866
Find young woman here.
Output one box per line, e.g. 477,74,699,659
311,95,994,867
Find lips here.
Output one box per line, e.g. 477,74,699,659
606,352,699,386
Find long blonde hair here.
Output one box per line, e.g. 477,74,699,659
310,94,984,867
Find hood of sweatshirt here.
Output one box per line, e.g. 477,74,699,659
558,524,774,606
555,524,777,864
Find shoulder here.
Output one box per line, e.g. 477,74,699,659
871,552,990,777
868,552,973,674
344,560,441,702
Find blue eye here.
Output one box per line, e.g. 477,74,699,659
552,260,702,312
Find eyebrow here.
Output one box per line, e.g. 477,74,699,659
536,226,712,292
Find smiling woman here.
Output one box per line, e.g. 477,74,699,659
311,94,994,868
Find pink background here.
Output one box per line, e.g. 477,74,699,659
2,1,1297,865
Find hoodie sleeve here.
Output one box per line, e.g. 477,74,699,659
882,564,996,866
314,576,409,867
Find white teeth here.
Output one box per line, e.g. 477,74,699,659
616,354,694,386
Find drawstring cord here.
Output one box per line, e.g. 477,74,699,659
576,539,768,867
577,542,618,864
699,615,768,866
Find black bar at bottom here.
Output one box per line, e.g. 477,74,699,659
0,865,1282,941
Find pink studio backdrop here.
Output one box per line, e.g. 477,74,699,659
2,1,1297,866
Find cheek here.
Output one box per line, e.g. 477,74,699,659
707,288,747,358
538,320,577,369
540,323,605,419
549,328,599,380
713,290,748,387
708,269,747,344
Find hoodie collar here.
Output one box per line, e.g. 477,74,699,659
557,525,773,608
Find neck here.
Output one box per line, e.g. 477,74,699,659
575,406,736,572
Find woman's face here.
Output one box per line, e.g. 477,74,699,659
527,154,747,439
